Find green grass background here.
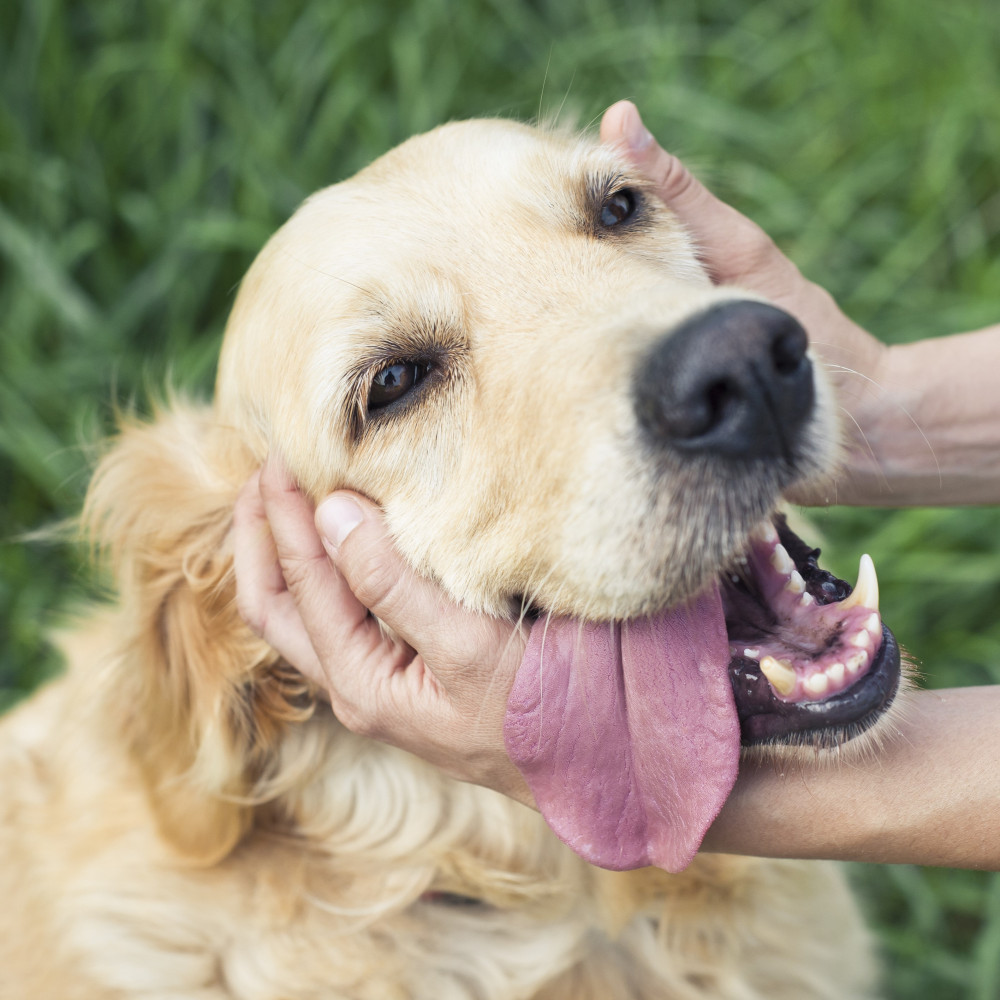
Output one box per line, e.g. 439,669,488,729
2,0,998,994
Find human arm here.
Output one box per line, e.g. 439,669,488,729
702,685,1000,869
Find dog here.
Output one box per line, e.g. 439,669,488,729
0,119,901,998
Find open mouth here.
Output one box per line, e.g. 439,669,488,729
505,512,903,873
722,514,902,748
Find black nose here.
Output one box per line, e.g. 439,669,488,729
633,301,814,461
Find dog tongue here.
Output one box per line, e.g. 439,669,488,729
504,586,738,873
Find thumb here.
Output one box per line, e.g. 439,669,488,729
316,492,516,682
600,100,792,291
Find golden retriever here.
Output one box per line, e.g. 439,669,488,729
0,119,900,998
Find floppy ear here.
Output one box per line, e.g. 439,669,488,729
83,402,315,864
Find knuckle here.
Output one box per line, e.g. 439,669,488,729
441,620,489,672
278,551,324,595
341,539,407,616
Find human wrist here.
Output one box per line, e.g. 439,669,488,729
833,326,1000,506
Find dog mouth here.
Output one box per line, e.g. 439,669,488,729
504,512,903,874
721,514,901,748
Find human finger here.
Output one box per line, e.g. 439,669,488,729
232,469,323,679
315,491,525,696
257,457,418,709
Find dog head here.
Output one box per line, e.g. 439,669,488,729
216,119,837,619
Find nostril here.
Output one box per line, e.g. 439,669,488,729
658,376,742,442
771,324,808,377
705,378,738,430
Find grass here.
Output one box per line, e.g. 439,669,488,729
1,0,998,994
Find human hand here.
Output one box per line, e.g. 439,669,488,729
600,100,890,505
233,458,534,806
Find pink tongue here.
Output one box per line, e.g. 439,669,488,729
504,586,738,873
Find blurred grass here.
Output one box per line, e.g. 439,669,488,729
1,0,998,995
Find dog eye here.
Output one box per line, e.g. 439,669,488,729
600,188,637,227
368,361,429,411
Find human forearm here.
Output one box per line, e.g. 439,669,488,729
833,326,1000,506
703,686,1000,869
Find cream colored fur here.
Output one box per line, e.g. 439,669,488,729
0,121,876,999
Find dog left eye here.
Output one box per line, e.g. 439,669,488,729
368,361,429,411
600,188,637,227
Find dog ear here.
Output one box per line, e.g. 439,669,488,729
83,402,315,864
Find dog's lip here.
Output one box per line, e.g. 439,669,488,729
730,624,901,746
720,515,902,746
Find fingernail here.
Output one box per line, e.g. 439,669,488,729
624,104,654,153
316,495,363,549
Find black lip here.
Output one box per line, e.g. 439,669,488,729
731,623,902,747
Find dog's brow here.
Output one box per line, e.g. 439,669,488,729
280,248,371,296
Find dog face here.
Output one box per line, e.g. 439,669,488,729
216,120,837,621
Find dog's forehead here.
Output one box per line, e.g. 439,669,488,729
288,121,625,271
216,118,703,453
362,118,586,190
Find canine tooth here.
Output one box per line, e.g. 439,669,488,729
846,651,867,675
743,647,760,660
804,672,829,696
826,662,845,685
757,521,779,545
839,554,879,612
760,655,797,696
770,545,795,576
785,570,806,594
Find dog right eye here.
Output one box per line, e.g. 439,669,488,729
368,361,429,411
599,188,638,228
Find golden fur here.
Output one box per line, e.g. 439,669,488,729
0,121,877,999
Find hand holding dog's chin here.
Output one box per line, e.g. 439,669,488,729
233,459,536,809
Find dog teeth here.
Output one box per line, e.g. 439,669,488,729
863,612,881,636
743,647,760,660
826,662,845,685
799,592,815,607
846,651,867,675
847,630,871,649
839,553,879,612
785,570,805,594
760,655,797,696
757,521,779,545
803,672,829,696
770,545,795,576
